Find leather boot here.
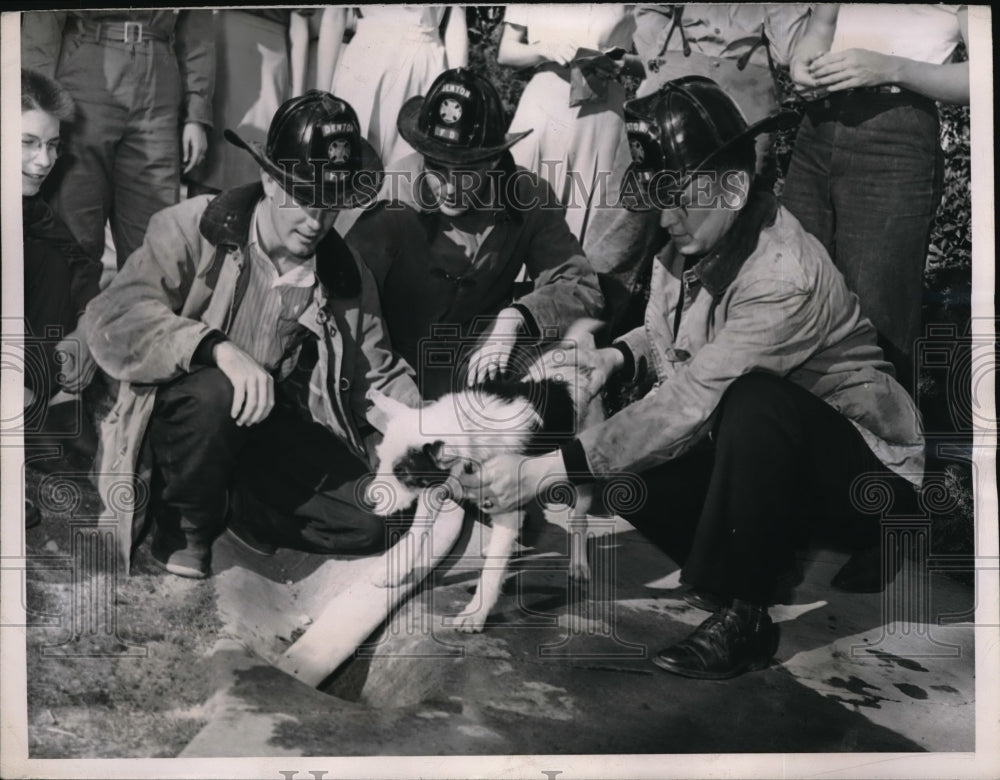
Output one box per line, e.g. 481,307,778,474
653,599,779,679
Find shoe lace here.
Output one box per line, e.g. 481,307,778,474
688,608,744,657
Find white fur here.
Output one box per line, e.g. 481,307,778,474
367,319,605,633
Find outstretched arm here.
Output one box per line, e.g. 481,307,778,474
289,11,310,96
807,7,970,105
444,6,468,68
497,17,577,68
316,7,348,92
787,4,839,96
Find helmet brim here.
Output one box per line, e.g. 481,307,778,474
620,106,800,211
224,128,385,209
396,95,532,166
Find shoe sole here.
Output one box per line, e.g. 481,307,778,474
225,527,276,557
150,551,210,579
651,653,772,680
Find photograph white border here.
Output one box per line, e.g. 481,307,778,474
2,5,996,778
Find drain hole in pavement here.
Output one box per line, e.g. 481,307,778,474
320,648,373,703
319,633,455,708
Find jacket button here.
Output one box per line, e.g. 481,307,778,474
339,377,351,392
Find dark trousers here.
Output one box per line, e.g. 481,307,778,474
53,35,182,266
781,92,943,391
620,373,918,605
23,239,76,404
147,367,399,555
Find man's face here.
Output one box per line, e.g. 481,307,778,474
423,157,499,217
21,109,61,197
261,174,339,258
658,171,748,256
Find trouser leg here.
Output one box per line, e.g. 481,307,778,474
112,42,182,266
235,406,407,555
23,246,75,402
147,368,248,550
825,100,942,392
623,373,917,605
780,112,837,257
52,39,122,263
784,97,942,391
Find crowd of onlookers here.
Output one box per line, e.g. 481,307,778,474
19,5,970,679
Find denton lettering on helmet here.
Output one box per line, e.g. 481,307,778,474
321,122,358,136
439,83,472,99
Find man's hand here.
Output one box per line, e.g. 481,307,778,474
182,122,208,174
54,329,97,393
470,451,567,514
466,308,525,386
213,341,274,426
806,49,897,93
533,342,623,402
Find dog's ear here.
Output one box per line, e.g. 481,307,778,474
423,440,448,469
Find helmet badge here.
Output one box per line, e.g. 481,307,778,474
328,138,351,164
439,98,463,125
629,138,646,165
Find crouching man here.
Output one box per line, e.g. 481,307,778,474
83,92,420,578
470,77,925,679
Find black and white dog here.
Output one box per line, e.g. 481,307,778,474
367,320,603,633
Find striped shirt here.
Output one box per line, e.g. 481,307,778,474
227,204,316,371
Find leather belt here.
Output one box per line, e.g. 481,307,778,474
846,85,903,95
69,17,172,44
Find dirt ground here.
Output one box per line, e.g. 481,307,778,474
23,464,221,759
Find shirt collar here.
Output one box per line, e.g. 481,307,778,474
249,200,317,289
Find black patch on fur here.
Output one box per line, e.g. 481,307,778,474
474,378,577,455
394,440,452,489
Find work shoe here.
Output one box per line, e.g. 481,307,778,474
652,600,779,680
225,489,277,556
150,531,211,579
226,517,277,556
831,543,902,593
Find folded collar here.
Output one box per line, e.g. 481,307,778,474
690,183,778,297
199,183,360,299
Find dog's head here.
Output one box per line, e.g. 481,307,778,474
366,390,462,515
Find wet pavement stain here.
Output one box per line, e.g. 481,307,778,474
931,684,960,694
864,648,930,672
894,683,929,700
825,675,890,709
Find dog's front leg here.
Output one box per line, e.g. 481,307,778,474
567,484,593,582
454,510,522,633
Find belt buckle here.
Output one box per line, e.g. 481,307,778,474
123,21,143,43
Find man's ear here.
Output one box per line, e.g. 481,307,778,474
720,169,751,210
261,171,280,201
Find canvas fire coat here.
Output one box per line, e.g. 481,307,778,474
82,183,421,568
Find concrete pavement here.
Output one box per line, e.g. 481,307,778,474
180,511,976,757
